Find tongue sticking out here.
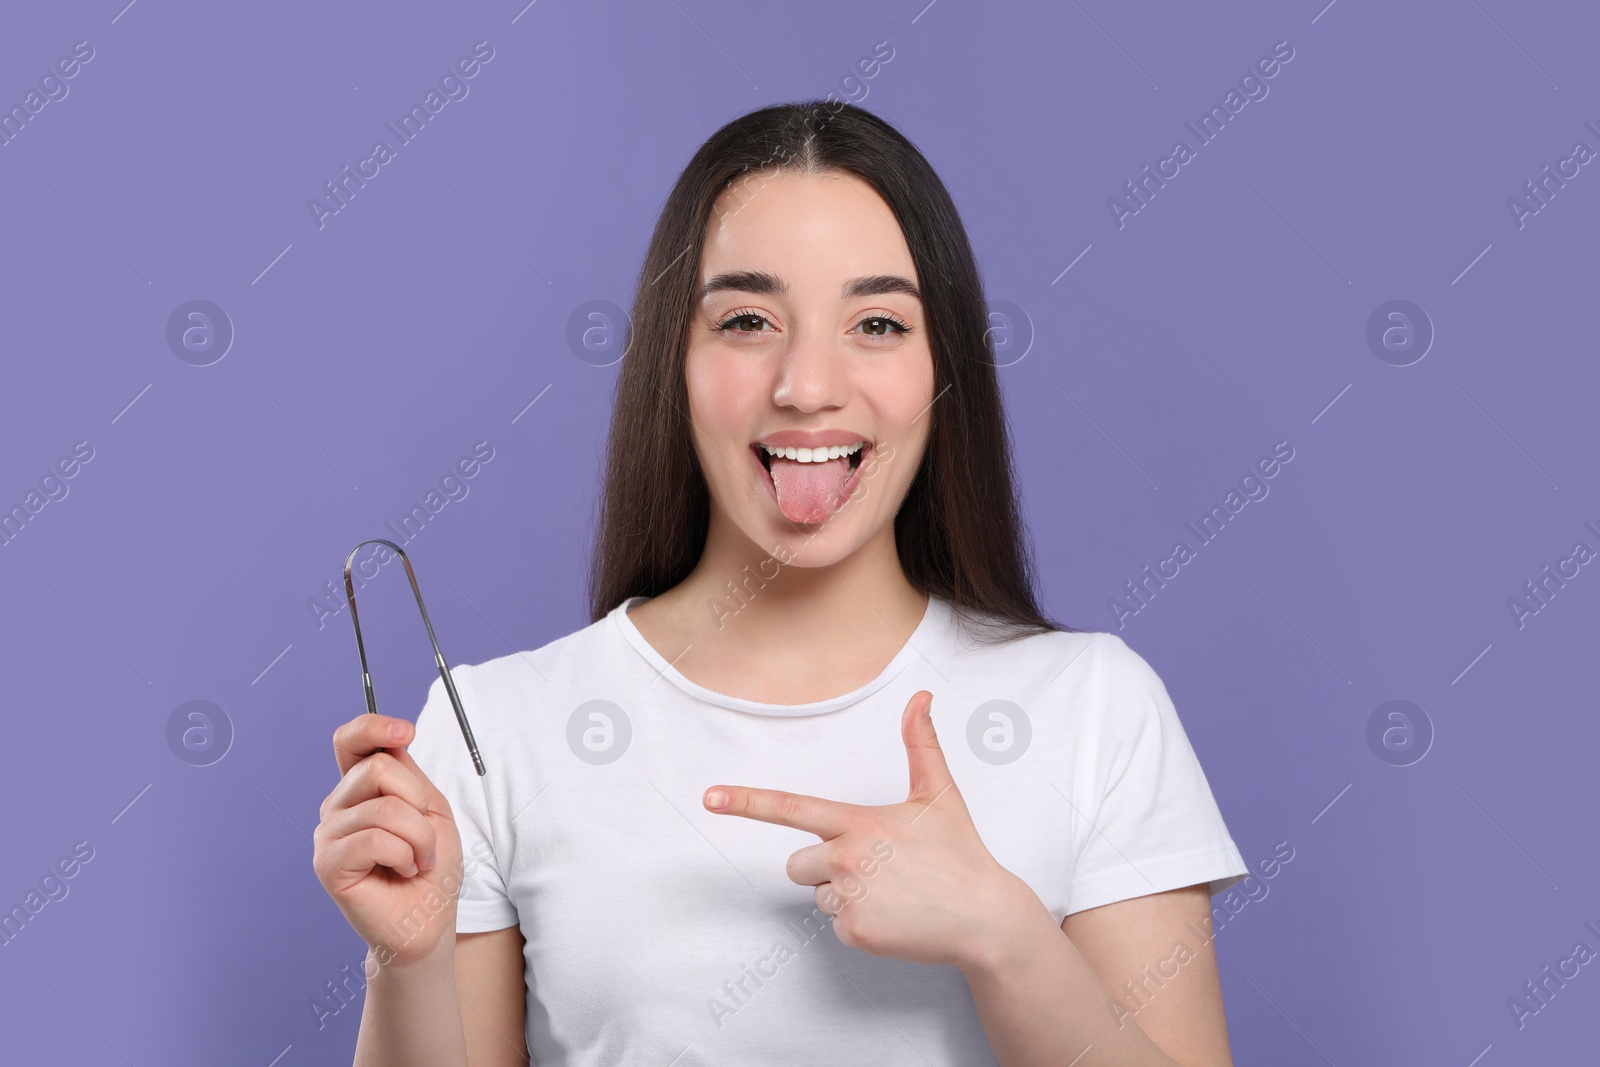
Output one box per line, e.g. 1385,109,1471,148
769,455,855,524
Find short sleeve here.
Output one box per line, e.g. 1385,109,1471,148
1065,634,1248,916
406,666,520,933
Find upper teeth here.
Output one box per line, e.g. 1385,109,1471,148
760,441,866,463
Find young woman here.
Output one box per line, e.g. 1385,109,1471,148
314,100,1249,1066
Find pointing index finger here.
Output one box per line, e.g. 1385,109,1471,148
704,785,856,839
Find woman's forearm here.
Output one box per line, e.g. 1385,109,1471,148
960,886,1184,1067
353,943,469,1067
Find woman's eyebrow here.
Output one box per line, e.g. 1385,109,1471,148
844,274,922,302
697,270,922,303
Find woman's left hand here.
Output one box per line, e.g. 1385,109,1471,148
702,690,1044,972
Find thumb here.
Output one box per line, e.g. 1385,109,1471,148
901,690,955,803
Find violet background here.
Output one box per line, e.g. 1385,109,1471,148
1,0,1595,1063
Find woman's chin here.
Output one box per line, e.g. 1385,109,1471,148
764,525,869,570
711,488,889,567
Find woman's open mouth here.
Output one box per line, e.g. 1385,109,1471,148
751,440,870,525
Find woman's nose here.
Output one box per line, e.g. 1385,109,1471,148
771,328,850,411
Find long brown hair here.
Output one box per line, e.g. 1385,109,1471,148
587,99,1075,642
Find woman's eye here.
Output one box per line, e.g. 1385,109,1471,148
856,316,911,337
715,313,772,333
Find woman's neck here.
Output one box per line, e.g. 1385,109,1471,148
626,516,930,705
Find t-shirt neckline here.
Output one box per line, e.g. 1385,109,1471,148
611,592,944,716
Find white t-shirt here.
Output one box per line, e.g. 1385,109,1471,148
407,592,1247,1065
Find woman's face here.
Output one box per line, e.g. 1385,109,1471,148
684,168,936,567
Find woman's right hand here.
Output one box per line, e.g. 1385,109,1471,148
313,713,464,968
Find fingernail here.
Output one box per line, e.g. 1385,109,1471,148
422,850,436,871
389,722,406,740
705,789,729,810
